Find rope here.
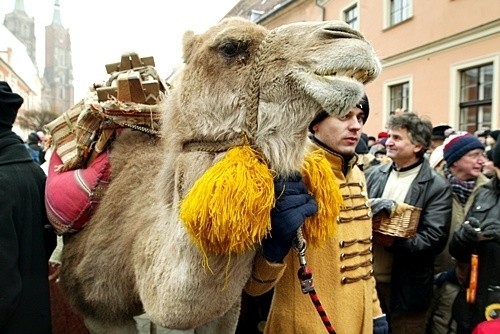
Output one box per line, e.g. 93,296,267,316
244,29,278,144
294,228,336,334
179,28,279,154
182,136,246,153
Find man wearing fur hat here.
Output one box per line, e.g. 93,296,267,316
0,81,55,333
428,133,490,333
446,142,500,333
365,112,452,333
244,95,389,334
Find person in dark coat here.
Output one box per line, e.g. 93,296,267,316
25,131,45,165
0,81,56,334
449,142,500,333
366,112,452,333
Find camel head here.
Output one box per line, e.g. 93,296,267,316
165,17,381,176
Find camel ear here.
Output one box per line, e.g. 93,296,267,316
182,30,197,64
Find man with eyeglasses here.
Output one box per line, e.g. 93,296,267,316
429,132,490,334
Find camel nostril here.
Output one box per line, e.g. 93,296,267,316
322,24,363,40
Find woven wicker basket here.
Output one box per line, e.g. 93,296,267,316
372,203,421,238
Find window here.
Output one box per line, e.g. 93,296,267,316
344,4,359,30
390,0,411,26
250,10,264,22
55,48,65,67
458,63,493,133
389,82,410,115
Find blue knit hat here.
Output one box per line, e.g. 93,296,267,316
443,133,484,166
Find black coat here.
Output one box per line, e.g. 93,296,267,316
366,161,452,312
0,131,56,333
449,176,500,334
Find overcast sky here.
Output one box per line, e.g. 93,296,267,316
0,0,239,100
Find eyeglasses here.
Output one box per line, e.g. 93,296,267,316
464,150,486,159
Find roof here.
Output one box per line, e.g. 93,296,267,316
0,24,41,92
225,0,296,22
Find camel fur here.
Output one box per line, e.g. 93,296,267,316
59,17,381,333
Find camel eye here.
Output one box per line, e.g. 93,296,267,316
219,40,248,58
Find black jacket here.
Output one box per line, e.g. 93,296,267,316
366,160,452,312
449,175,500,333
0,131,55,333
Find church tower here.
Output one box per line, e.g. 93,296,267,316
3,0,37,65
43,0,74,113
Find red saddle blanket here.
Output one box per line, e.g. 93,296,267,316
45,150,111,234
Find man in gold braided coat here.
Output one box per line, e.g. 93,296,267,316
244,95,388,333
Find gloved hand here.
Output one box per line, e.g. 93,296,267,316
261,172,318,263
480,218,500,242
373,314,389,334
434,268,457,287
369,198,397,217
456,217,482,243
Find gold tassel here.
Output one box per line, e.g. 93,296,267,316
301,150,342,247
180,147,341,256
180,146,275,255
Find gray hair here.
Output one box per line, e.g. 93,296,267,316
386,112,432,157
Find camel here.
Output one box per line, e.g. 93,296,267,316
58,17,381,333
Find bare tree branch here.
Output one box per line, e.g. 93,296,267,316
17,110,60,132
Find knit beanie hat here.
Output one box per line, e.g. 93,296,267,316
0,81,24,131
309,94,370,133
28,132,40,143
443,133,485,166
377,131,389,139
355,136,369,154
492,143,500,168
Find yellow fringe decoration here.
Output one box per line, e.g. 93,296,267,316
301,150,343,247
180,145,275,255
180,146,342,257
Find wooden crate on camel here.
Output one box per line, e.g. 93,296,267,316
44,52,168,234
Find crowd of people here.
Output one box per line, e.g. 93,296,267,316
2,77,500,334
238,105,500,333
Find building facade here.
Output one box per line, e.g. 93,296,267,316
0,24,42,133
1,0,73,119
3,0,36,66
42,0,74,114
226,0,500,136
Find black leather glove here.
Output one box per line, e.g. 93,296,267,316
370,198,397,217
373,314,389,334
262,172,318,263
480,218,500,242
456,217,482,243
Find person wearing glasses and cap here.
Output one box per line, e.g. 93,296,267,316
429,133,490,334
446,141,500,333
